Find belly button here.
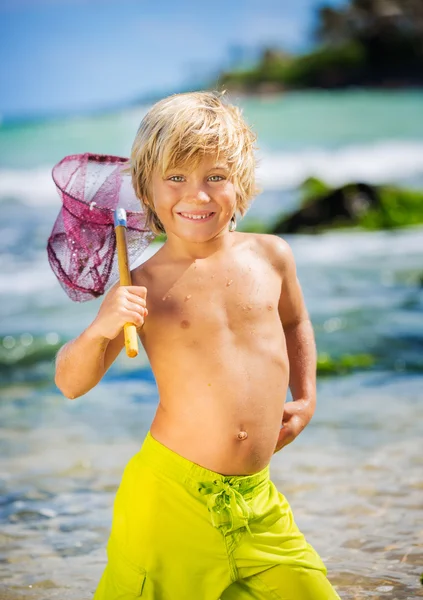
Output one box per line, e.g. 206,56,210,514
237,431,248,440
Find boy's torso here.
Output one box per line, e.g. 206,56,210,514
134,233,289,476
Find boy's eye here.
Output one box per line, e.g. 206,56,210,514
168,175,185,182
208,175,224,182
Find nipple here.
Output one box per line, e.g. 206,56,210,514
237,431,248,440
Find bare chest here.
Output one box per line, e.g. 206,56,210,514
144,260,281,335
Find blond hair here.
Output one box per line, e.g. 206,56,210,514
130,91,258,234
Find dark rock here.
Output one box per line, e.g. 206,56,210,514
271,183,380,234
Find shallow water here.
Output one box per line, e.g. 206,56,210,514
1,224,423,598
1,91,423,598
1,373,422,599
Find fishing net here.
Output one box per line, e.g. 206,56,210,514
47,153,155,302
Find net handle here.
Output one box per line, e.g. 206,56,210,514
114,209,139,358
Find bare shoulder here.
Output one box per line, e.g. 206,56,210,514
239,232,295,273
131,246,165,287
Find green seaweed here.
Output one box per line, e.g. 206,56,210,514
299,177,332,207
238,218,268,233
317,352,376,376
0,336,61,371
272,177,423,233
359,186,423,230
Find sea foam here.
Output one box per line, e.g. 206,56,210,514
1,141,423,206
257,141,423,189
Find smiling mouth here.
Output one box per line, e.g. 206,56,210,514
178,212,215,221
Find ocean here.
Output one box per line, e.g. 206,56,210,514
1,90,422,599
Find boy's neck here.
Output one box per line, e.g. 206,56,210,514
164,230,235,261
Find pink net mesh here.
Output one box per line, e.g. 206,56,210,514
47,153,155,302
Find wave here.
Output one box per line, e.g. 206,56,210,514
1,141,423,207
257,141,423,189
0,243,160,297
0,166,57,206
0,333,61,384
0,225,421,301
288,226,423,266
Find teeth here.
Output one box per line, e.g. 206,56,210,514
180,213,212,220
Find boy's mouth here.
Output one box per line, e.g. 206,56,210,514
177,211,215,221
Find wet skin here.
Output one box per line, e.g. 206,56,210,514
135,232,290,475
101,158,314,475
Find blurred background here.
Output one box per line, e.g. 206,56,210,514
1,1,422,598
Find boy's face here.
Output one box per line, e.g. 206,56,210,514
150,154,237,243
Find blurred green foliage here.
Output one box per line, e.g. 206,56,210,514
238,218,269,233
220,0,423,89
360,186,423,229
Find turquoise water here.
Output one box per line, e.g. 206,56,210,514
0,91,422,598
2,90,423,168
242,90,423,147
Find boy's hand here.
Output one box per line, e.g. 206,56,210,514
273,399,313,453
92,284,148,340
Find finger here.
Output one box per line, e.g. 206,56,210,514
119,304,147,320
120,306,145,322
125,296,147,310
124,286,147,299
277,427,295,449
126,311,145,328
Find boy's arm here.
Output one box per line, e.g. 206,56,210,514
55,284,147,399
272,237,317,452
54,328,125,399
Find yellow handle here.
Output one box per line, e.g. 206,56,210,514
115,225,138,358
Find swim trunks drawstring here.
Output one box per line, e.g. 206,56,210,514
198,479,254,537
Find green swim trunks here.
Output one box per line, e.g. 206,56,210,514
93,431,341,599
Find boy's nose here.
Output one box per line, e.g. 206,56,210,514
188,188,211,204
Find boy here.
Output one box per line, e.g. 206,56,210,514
55,92,340,599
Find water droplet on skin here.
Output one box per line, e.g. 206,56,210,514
226,280,233,287
184,295,192,301
237,431,248,440
267,305,273,311
162,294,172,301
